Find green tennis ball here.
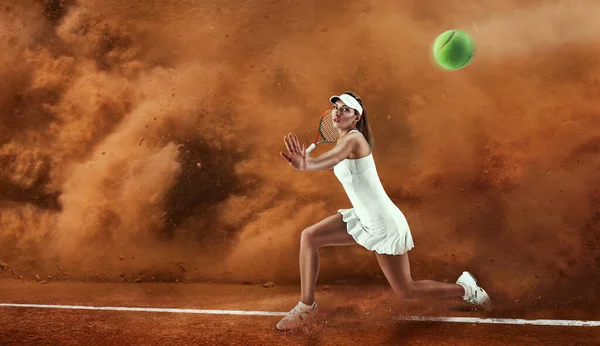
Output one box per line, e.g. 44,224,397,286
432,29,475,70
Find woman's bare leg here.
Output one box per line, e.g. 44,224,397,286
299,213,356,305
376,252,464,300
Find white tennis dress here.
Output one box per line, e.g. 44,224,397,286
333,130,414,255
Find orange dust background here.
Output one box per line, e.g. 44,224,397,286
0,0,598,312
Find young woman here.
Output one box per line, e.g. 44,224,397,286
277,92,492,331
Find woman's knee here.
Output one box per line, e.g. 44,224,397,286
300,226,320,249
391,279,415,300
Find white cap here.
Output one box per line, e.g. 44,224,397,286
329,93,363,115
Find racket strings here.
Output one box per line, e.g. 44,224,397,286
320,111,339,142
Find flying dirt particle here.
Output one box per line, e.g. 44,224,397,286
119,255,124,260
184,280,189,284
35,274,40,281
0,260,7,269
179,265,187,272
138,137,144,146
47,275,52,280
41,280,48,284
262,281,275,288
322,285,330,290
134,276,144,283
196,162,202,168
241,281,252,285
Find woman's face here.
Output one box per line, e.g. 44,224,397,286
331,101,359,130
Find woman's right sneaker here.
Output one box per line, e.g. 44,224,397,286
276,301,319,331
456,271,493,311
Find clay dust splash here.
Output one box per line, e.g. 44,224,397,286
0,0,598,313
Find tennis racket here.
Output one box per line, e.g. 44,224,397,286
305,109,340,154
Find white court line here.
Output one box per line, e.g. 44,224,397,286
1,303,599,327
398,315,600,327
0,303,286,317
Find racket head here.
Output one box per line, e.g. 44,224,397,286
306,109,339,154
317,109,339,144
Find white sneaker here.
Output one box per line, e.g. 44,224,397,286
276,301,319,331
456,271,493,311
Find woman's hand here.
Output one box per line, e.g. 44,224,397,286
280,133,307,171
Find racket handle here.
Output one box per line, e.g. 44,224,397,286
306,143,316,154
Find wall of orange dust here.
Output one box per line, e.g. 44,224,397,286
0,0,598,311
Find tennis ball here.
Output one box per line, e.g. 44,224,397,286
432,29,475,70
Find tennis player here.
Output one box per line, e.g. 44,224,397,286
277,91,492,331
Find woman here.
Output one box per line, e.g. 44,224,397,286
277,91,492,331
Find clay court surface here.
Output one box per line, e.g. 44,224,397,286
1,279,598,345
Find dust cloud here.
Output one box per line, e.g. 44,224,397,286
0,0,598,312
